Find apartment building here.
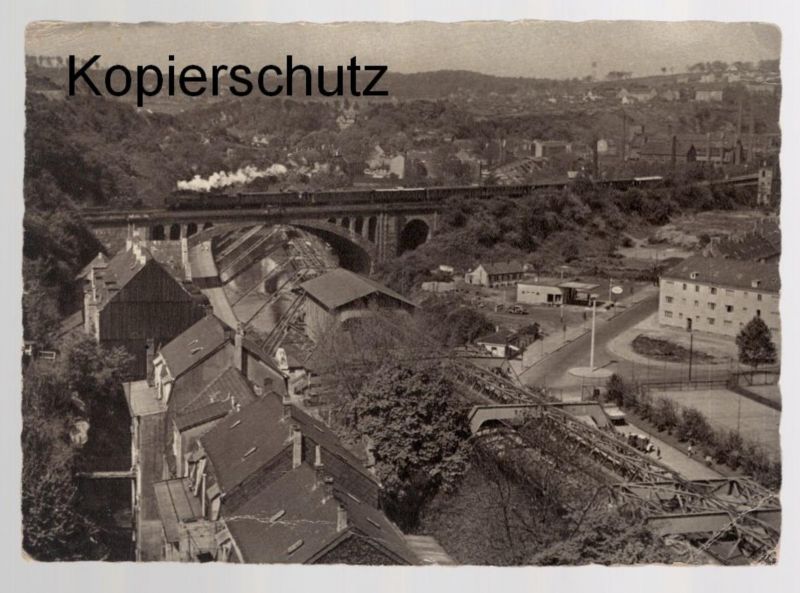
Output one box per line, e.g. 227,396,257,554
659,255,780,338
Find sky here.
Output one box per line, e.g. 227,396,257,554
26,20,781,79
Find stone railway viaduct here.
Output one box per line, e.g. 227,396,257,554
82,172,761,272
84,201,442,272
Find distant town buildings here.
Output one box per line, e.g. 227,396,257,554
694,85,725,102
533,139,571,159
658,255,780,338
705,218,780,262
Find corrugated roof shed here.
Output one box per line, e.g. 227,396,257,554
299,268,416,311
662,255,780,292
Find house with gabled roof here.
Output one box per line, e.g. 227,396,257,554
464,261,525,288
297,268,417,342
151,313,289,476
79,242,208,379
221,464,418,564
151,392,434,564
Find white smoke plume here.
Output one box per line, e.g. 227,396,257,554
177,164,288,192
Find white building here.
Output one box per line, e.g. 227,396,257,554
659,255,780,338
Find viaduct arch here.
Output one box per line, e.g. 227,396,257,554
126,210,439,272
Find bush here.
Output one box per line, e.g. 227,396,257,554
653,397,679,432
638,391,655,422
606,374,627,407
676,407,713,443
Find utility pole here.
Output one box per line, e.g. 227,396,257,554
589,299,597,370
737,394,742,434
688,330,694,382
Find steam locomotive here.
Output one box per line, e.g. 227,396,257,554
164,176,663,211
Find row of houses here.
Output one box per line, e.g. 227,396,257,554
64,237,443,564
128,311,425,564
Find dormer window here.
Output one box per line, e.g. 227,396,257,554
690,272,699,280
751,280,761,288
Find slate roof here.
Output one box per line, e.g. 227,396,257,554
476,330,516,345
159,314,230,379
299,268,416,312
76,252,108,280
480,261,524,276
174,367,257,432
200,394,376,495
90,248,148,306
662,255,780,292
224,464,417,565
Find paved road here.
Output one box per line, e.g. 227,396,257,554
513,294,734,393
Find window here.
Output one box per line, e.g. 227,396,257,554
694,300,699,307
757,293,763,301
665,296,674,303
708,302,716,310
710,287,717,295
664,311,673,318
725,305,734,313
708,317,715,325
724,319,732,326
757,309,761,318
682,283,687,290
695,285,700,292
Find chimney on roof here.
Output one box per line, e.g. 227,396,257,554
291,425,303,469
336,503,348,533
145,338,155,386
131,241,147,266
234,323,245,371
313,445,325,487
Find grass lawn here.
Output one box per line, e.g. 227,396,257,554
653,388,780,459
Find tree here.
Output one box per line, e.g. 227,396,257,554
22,336,133,559
343,361,470,529
736,317,777,369
605,373,628,406
530,507,679,565
22,360,94,560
